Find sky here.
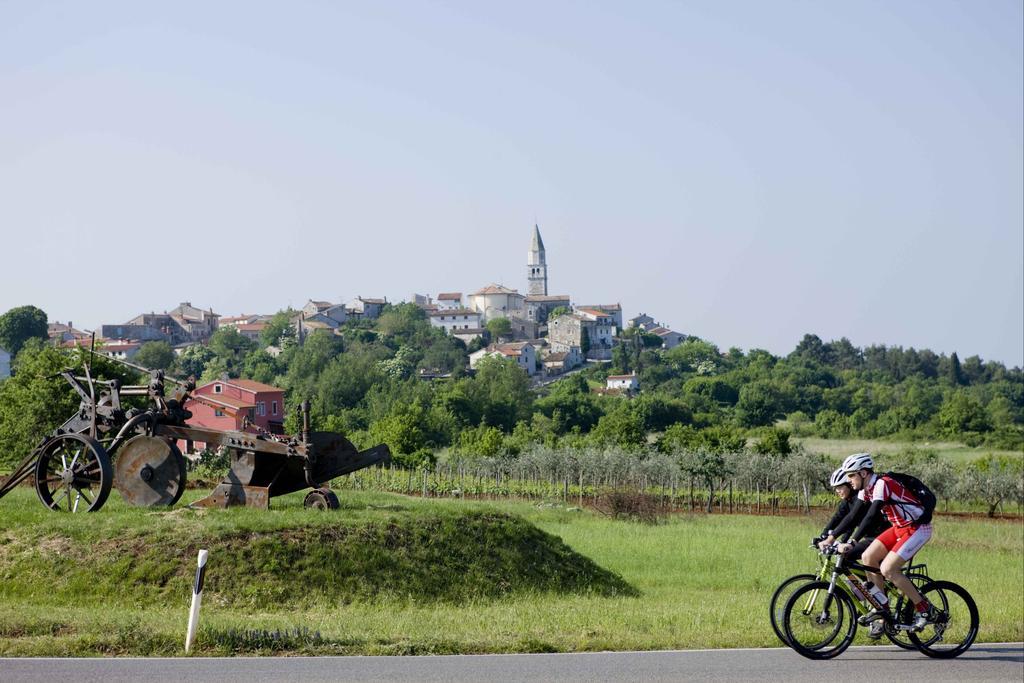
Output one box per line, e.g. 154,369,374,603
1,1,1021,366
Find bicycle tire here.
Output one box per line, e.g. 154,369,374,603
769,573,817,646
782,581,858,660
909,580,979,659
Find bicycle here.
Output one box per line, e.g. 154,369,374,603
769,540,930,651
781,545,979,659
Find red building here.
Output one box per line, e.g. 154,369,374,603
186,379,286,449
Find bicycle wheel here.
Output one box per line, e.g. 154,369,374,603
886,571,931,650
769,574,816,646
782,581,858,659
909,580,979,659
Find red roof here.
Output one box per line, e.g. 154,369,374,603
192,394,254,410
436,292,462,300
226,378,283,393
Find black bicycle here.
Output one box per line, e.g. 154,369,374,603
781,546,979,659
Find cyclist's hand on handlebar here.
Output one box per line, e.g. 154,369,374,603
836,542,853,554
817,535,835,552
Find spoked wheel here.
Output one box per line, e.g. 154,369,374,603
769,573,816,646
909,580,979,658
303,487,340,510
886,571,932,650
782,581,858,659
34,434,113,512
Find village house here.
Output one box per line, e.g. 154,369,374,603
47,321,90,344
606,373,640,392
429,307,482,334
469,341,537,375
347,296,387,319
101,302,219,346
435,292,463,310
302,300,348,325
186,379,286,450
576,303,623,331
648,326,686,349
541,346,583,376
628,313,656,330
524,294,571,324
550,310,615,360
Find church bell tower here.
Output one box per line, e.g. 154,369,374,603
527,224,548,296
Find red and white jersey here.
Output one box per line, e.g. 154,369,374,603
857,473,925,529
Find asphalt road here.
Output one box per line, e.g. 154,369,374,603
2,643,1021,682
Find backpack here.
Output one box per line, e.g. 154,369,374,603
885,471,937,525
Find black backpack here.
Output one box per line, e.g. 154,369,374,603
885,471,937,525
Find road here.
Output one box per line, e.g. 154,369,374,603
2,643,1021,682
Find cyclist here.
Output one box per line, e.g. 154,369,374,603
816,467,889,561
830,453,939,635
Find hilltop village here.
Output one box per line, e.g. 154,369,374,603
40,226,685,384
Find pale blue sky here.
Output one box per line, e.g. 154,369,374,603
1,1,1021,365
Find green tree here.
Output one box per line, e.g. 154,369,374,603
260,310,296,348
587,403,646,450
134,341,175,371
0,305,48,358
754,427,792,455
549,306,571,319
173,344,216,379
735,381,781,427
485,317,512,341
937,390,991,436
464,356,534,431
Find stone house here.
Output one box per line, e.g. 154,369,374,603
648,326,686,349
469,341,537,375
577,303,623,331
302,300,348,325
524,294,571,324
541,346,582,376
551,310,615,360
628,313,656,331
103,302,219,345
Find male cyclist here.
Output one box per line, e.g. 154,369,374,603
816,467,889,561
829,453,939,636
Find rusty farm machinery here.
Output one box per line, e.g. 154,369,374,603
0,358,390,512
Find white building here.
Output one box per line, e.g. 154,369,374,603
435,292,463,310
468,284,526,323
429,308,482,334
606,374,639,392
469,341,537,375
0,346,10,379
577,303,623,331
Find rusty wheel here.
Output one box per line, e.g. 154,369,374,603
114,435,187,507
34,434,113,512
303,487,339,510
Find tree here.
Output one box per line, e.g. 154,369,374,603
485,317,512,341
754,427,792,456
549,306,571,319
735,381,782,427
260,310,295,348
0,305,48,358
173,344,216,379
134,341,175,371
937,390,991,436
678,449,736,513
580,326,591,355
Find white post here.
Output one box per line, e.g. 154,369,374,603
185,549,208,654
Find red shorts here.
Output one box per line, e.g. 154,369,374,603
876,524,933,561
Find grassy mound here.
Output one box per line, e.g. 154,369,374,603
0,508,635,608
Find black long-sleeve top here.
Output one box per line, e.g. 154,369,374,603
823,497,889,541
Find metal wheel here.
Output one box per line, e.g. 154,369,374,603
782,581,858,659
34,434,113,512
114,435,187,507
769,573,816,646
303,487,340,510
909,580,979,658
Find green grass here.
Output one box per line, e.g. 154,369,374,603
794,436,1023,464
0,486,1020,656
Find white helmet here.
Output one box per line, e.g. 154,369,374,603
841,452,874,474
829,467,850,488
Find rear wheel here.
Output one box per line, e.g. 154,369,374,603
769,573,816,646
782,581,857,659
909,580,979,658
885,571,931,650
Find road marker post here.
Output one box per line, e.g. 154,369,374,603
185,549,208,654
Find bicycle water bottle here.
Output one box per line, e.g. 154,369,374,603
842,576,866,602
865,581,888,606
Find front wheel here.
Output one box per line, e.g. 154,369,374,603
909,580,979,658
769,574,816,646
782,581,858,659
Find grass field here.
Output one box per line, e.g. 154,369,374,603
0,486,1021,656
794,437,1023,464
